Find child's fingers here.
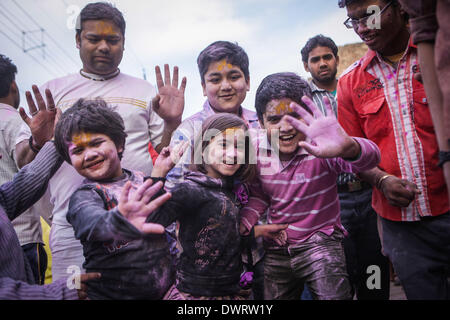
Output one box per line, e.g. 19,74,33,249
140,181,163,204
301,96,322,119
119,181,132,203
322,96,335,118
145,192,171,214
141,223,165,235
289,102,314,125
298,141,321,157
132,179,155,202
285,115,309,134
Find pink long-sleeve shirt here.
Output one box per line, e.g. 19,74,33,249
240,135,380,247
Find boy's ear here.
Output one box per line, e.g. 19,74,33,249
246,76,250,91
335,55,340,67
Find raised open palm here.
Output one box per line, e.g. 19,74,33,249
285,96,360,159
152,64,186,124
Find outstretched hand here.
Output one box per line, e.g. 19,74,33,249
152,64,186,125
19,85,61,147
285,96,360,159
152,140,189,178
118,180,171,234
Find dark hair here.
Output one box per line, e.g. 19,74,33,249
76,2,126,36
255,72,312,122
54,98,127,164
191,113,256,183
197,41,250,84
0,54,17,98
338,0,397,8
301,34,338,63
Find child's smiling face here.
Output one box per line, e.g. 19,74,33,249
68,132,123,181
203,127,246,179
202,59,250,114
261,98,306,160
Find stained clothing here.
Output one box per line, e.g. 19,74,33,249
337,40,449,221
0,142,78,299
67,169,175,300
147,171,244,297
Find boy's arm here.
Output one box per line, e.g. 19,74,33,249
239,182,271,236
67,186,150,242
0,142,62,221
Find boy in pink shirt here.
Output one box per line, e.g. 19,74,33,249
240,72,381,299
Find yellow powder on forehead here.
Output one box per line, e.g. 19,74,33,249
217,59,233,71
223,127,244,135
272,101,293,115
71,132,92,146
95,21,116,36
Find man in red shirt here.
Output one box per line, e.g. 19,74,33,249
337,0,450,299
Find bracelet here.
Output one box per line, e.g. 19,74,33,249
28,136,42,153
438,151,450,167
376,174,393,190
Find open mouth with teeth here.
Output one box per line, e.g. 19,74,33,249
279,134,296,142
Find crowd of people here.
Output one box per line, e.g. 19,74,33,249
0,0,449,300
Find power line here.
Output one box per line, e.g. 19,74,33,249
0,30,59,78
0,3,73,75
12,0,79,68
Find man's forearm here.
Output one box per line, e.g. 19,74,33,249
15,139,38,169
359,167,388,188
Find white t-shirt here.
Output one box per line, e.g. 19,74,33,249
16,71,163,279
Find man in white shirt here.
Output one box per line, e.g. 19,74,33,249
15,2,186,281
0,54,48,285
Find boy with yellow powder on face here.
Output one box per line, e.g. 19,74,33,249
53,98,184,300
240,72,382,300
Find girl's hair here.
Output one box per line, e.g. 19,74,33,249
54,98,127,164
190,113,256,183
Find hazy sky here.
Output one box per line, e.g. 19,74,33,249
0,0,361,118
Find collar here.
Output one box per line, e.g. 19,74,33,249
361,37,416,71
308,79,338,93
79,69,120,81
0,102,18,112
202,100,259,127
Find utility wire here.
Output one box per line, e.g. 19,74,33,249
12,0,79,67
0,30,60,78
0,4,72,75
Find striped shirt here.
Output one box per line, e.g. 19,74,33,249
308,80,338,117
0,103,43,246
338,40,449,221
0,142,78,299
240,135,380,245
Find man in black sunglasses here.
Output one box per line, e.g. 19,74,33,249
337,0,450,300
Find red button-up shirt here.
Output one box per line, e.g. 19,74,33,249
337,41,449,222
